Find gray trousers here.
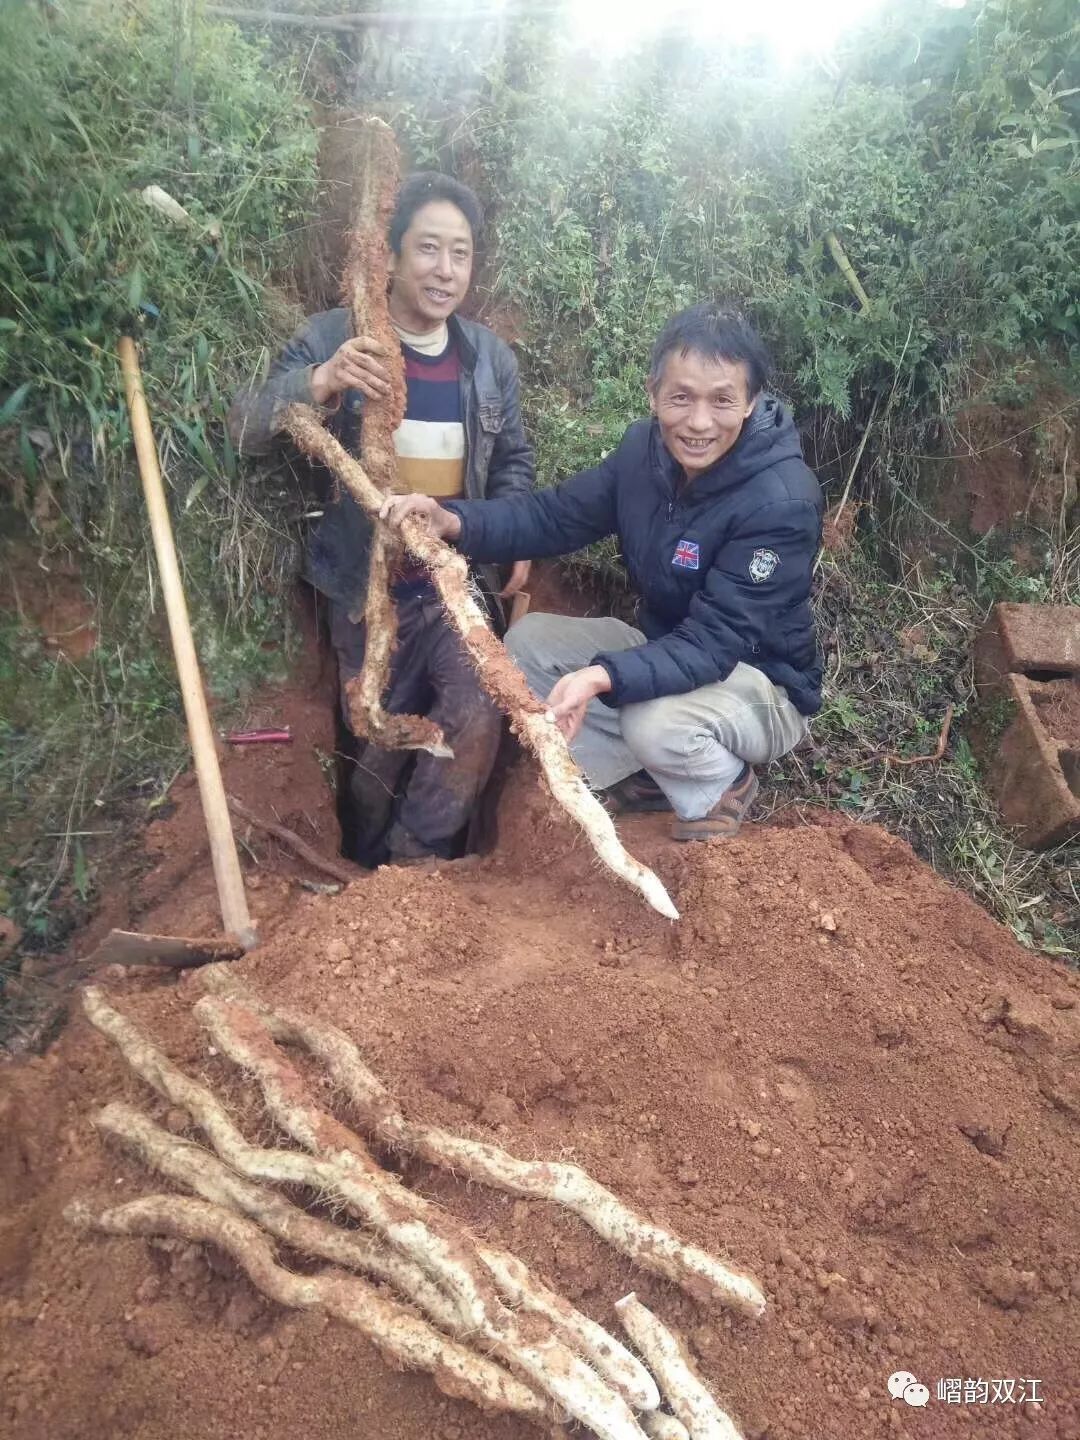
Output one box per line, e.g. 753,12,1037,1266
505,613,808,821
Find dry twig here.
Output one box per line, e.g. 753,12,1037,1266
226,796,357,885
881,703,954,767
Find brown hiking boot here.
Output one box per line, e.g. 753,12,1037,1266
671,764,759,841
600,769,673,816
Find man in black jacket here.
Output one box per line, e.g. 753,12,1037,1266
228,173,535,864
382,304,822,839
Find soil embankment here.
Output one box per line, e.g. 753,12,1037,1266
2,766,1079,1439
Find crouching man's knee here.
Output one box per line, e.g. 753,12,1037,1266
504,610,554,667
618,701,696,773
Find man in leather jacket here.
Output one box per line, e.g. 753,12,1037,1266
228,173,535,865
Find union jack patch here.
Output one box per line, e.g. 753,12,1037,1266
672,539,700,570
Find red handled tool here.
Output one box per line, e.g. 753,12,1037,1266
226,727,293,746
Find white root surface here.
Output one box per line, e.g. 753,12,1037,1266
230,985,763,1319
82,987,762,1437
84,989,648,1408
641,1415,692,1440
483,1245,659,1413
66,1193,543,1418
84,987,649,1440
204,986,658,1408
615,1293,745,1440
100,1097,644,1408
282,405,678,922
518,713,680,923
94,1100,463,1336
193,994,650,1440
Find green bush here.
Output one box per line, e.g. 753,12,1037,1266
368,0,1078,481
0,0,319,946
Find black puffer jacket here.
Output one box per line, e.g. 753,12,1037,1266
446,399,824,714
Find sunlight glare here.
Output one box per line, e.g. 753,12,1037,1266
566,0,893,64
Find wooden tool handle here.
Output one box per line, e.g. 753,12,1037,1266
509,590,531,627
118,337,256,949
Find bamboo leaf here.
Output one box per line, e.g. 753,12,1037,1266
0,382,32,425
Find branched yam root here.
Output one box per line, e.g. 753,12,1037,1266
282,405,679,921
93,1101,463,1335
221,984,764,1317
192,995,647,1440
75,987,753,1439
343,116,404,455
348,527,453,757
197,979,659,1407
66,1193,543,1418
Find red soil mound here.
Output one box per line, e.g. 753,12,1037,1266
2,772,1079,1440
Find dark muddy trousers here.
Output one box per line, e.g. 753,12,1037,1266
329,591,502,859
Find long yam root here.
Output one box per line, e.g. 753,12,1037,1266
343,116,404,480
194,994,650,1440
66,1194,544,1419
89,982,654,1415
196,978,657,1408
616,1293,745,1440
340,119,449,758
484,1245,658,1412
85,988,649,1440
282,403,679,921
83,989,760,1436
94,1101,462,1336
94,1101,648,1413
228,985,763,1318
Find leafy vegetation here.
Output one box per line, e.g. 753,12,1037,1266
0,0,1077,988
0,0,317,960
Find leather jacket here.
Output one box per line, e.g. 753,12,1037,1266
227,308,535,617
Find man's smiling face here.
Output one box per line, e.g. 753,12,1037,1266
388,199,474,331
648,350,757,478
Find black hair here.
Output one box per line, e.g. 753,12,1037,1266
648,303,771,396
388,172,484,255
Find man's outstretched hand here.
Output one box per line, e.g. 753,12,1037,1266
380,492,463,542
545,665,611,743
380,497,530,597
